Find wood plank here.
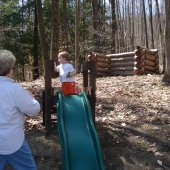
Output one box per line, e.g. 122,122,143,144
97,72,110,76
90,51,109,59
144,60,155,67
111,66,135,71
145,53,156,61
44,60,52,132
111,71,135,76
106,51,135,58
137,46,158,55
140,54,156,62
134,68,144,75
96,57,110,63
97,62,110,68
144,65,156,71
111,61,135,67
89,61,96,124
111,56,137,62
97,67,110,73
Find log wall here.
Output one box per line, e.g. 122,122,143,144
136,46,159,74
107,52,138,76
87,46,159,76
88,52,111,76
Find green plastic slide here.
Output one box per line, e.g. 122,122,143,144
56,91,105,170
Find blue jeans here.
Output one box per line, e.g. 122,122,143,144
0,139,36,170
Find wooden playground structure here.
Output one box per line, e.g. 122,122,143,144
42,60,96,137
42,46,159,137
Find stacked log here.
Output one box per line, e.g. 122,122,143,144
136,46,159,74
88,52,110,76
106,52,142,76
87,47,159,77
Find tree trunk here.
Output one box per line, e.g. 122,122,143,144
163,0,170,82
142,0,148,48
33,0,39,79
50,0,60,61
36,0,48,60
131,0,135,51
148,0,154,48
92,0,101,53
63,0,68,50
75,0,80,73
111,0,116,53
155,0,164,72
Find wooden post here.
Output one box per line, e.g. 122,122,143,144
89,61,96,124
42,90,45,126
82,61,90,88
81,61,96,124
45,60,52,133
43,59,58,137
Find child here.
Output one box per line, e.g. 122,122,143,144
54,51,77,95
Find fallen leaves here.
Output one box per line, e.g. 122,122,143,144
154,152,164,156
157,160,163,166
16,73,170,169
20,74,170,139
95,74,170,125
24,115,44,132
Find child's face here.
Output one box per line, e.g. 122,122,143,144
58,56,66,64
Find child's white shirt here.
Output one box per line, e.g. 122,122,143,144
56,63,75,83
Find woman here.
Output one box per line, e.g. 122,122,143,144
0,50,40,169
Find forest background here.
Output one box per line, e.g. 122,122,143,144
0,0,170,82
2,1,170,169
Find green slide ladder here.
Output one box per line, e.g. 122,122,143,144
56,91,105,170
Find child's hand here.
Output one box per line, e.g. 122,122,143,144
66,72,70,77
54,62,56,71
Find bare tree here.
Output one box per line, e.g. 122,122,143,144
75,0,80,73
50,0,60,61
92,0,101,52
131,0,135,51
163,0,170,82
142,0,148,48
155,0,164,72
110,0,116,53
63,0,69,50
36,0,48,60
33,1,39,79
148,0,154,48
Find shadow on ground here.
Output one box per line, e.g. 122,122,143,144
96,122,170,170
4,130,61,170
4,122,170,170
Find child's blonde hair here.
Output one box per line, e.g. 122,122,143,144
58,51,70,61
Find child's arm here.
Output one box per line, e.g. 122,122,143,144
54,62,57,72
70,71,75,77
66,71,75,77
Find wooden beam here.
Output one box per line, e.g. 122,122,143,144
44,60,52,136
89,61,96,125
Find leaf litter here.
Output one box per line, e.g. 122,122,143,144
6,73,170,170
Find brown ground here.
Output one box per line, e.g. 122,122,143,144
5,74,170,170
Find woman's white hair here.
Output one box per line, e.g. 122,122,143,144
0,50,16,76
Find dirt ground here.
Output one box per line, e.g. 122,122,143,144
4,74,170,170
